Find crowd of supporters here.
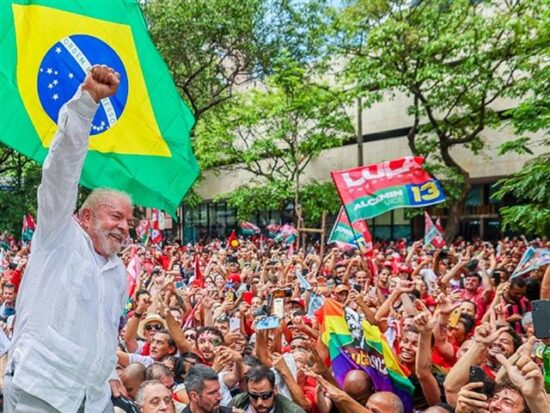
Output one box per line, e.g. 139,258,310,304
0,233,549,413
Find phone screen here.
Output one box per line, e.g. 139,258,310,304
273,298,284,318
256,316,281,330
229,317,240,332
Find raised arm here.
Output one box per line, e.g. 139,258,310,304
36,67,118,247
414,310,442,406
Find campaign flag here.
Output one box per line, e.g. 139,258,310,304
239,221,260,236
149,226,163,244
21,214,36,243
329,207,373,254
0,1,199,216
266,223,281,238
424,212,446,249
331,157,445,223
512,247,550,278
135,219,149,244
275,224,298,245
151,209,161,230
228,230,240,249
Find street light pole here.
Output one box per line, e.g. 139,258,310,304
357,97,364,166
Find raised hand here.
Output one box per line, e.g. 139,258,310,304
455,382,489,413
413,310,437,333
82,65,120,103
135,293,152,315
495,352,544,398
437,293,461,315
474,323,508,347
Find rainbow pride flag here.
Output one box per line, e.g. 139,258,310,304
361,320,415,398
316,299,414,412
315,299,358,385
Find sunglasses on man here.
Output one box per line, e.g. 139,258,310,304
248,391,274,400
145,323,163,331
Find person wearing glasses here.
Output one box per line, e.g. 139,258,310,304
229,365,305,413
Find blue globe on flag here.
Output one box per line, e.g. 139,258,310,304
37,34,129,136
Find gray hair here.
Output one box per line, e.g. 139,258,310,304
134,379,164,406
79,187,132,215
145,363,173,381
184,364,218,395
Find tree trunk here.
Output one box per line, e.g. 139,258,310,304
444,174,471,243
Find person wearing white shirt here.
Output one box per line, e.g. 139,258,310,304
4,65,133,413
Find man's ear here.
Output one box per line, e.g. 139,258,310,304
188,390,199,402
79,208,92,228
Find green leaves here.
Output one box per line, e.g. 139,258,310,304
194,57,354,184
335,0,547,238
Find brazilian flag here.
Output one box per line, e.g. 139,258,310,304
0,0,199,216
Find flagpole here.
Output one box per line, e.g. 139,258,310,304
348,98,365,252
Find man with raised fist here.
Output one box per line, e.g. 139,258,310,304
4,65,133,412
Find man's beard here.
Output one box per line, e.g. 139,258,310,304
93,220,124,257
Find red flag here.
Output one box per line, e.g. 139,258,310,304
227,230,240,249
151,208,160,230
21,214,36,242
150,227,163,244
331,156,446,224
191,255,204,288
424,212,445,249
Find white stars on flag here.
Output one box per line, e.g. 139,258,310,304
52,94,59,100
48,83,54,89
54,70,58,75
55,47,62,54
40,68,43,72
68,73,74,79
53,79,58,85
46,68,53,75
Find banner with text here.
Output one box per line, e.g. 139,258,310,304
329,207,373,254
331,157,446,223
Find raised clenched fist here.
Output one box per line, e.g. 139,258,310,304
81,65,120,103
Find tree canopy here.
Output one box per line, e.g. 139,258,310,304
334,0,548,240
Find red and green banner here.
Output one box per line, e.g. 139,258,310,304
239,221,261,236
331,157,446,223
424,212,446,249
329,207,373,255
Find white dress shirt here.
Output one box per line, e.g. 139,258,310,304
7,89,127,413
